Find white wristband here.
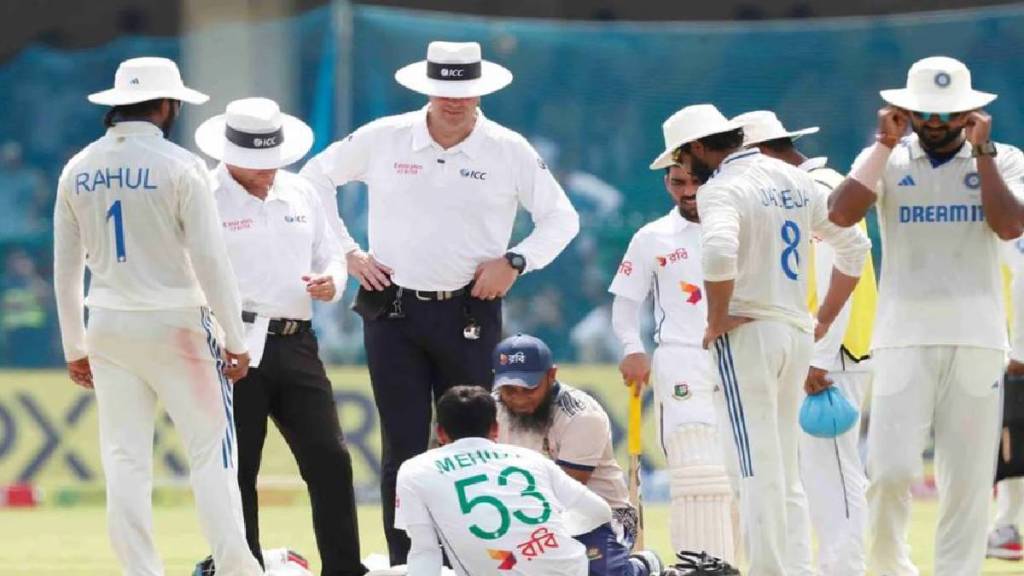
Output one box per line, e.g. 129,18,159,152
848,142,894,194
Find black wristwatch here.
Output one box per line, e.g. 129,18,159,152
504,252,526,275
973,141,997,157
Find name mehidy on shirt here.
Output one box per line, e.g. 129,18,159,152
759,187,809,210
433,447,514,474
74,167,157,194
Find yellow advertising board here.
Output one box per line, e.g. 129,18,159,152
0,366,666,496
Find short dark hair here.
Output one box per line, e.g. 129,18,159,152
758,136,795,153
697,127,745,152
437,386,497,441
103,98,171,128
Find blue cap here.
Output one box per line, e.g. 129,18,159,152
493,333,553,390
799,386,859,439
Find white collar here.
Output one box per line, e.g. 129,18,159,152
411,105,487,158
798,157,828,172
105,121,163,138
216,162,289,205
712,148,760,179
668,207,693,231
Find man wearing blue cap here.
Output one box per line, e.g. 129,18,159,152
493,333,664,576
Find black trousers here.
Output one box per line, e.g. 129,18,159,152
233,330,367,576
363,292,502,565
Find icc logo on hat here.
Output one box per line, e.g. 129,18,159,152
934,71,952,88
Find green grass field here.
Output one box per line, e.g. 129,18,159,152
1,501,1021,575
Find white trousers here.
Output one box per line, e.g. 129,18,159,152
652,345,718,451
995,478,1024,529
867,346,1004,576
799,370,870,576
88,307,262,576
710,320,815,576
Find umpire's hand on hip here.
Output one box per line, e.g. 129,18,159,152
472,257,519,300
346,249,393,291
304,274,337,301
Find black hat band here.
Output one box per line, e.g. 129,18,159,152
426,61,482,81
225,125,284,149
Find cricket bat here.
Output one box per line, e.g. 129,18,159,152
627,380,645,550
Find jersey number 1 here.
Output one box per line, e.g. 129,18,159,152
106,200,126,262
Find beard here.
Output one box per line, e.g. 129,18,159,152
687,154,716,183
501,386,557,436
160,101,179,138
675,192,700,219
914,123,963,153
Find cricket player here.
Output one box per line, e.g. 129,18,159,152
493,333,667,576
989,236,1024,561
608,160,737,563
828,56,1024,576
736,110,877,576
53,57,262,575
395,385,614,576
660,103,870,576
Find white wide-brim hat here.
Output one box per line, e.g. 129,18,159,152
88,57,208,106
732,110,819,147
880,55,996,114
650,104,741,170
395,41,513,98
194,97,314,170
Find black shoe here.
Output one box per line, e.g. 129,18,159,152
664,550,740,575
192,555,215,576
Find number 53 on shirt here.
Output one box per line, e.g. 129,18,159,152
455,466,552,540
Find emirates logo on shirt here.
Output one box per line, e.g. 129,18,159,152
223,218,254,232
393,162,423,175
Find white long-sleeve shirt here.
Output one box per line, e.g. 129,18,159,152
53,121,247,359
801,158,872,373
212,164,346,320
608,209,706,355
300,106,580,291
698,149,870,333
1003,238,1024,362
396,436,607,576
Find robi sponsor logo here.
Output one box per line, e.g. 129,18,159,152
460,168,487,180
680,282,702,305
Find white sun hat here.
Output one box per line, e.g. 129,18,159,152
732,110,819,147
650,104,741,170
880,56,996,114
88,57,208,106
394,41,513,98
194,97,314,170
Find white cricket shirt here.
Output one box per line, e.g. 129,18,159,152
395,437,596,576
608,209,706,352
1003,238,1024,362
300,106,579,291
853,134,1024,350
699,150,871,333
213,164,346,320
497,383,632,511
802,158,871,373
54,122,247,359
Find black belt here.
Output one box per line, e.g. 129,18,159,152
397,285,467,302
241,311,311,336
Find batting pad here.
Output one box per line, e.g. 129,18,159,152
666,424,737,565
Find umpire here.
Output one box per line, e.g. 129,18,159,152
195,97,367,576
301,41,579,563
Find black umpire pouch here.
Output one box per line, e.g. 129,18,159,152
996,373,1024,482
352,284,399,321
